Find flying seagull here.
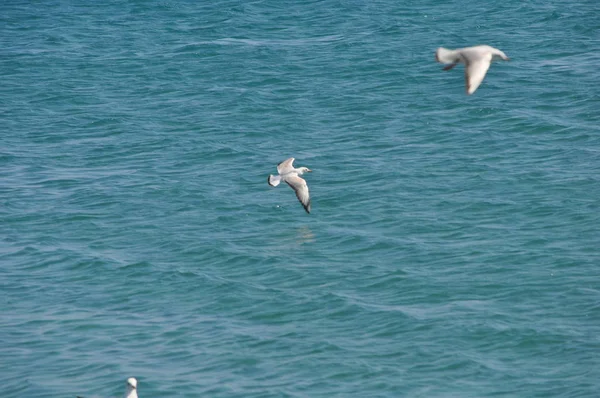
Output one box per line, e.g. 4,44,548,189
268,157,312,213
76,377,138,398
435,45,509,95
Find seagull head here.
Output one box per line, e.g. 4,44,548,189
127,378,137,390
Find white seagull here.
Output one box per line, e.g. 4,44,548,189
124,378,138,398
435,45,510,95
268,157,312,213
76,377,138,398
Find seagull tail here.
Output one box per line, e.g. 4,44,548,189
268,174,281,187
492,48,510,61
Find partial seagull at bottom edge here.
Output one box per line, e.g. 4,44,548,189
435,45,510,95
268,157,312,214
77,377,138,398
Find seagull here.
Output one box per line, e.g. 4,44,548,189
124,378,138,398
268,157,312,213
435,45,510,95
76,377,138,398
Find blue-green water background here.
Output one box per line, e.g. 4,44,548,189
2,1,600,396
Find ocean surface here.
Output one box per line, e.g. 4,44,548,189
2,1,600,396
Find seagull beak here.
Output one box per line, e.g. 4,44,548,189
307,169,312,172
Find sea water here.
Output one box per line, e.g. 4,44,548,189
1,1,599,396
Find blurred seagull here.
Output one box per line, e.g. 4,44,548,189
435,45,510,95
76,377,138,398
124,378,137,398
268,157,312,213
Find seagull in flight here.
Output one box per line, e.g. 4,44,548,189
435,45,510,95
268,157,312,213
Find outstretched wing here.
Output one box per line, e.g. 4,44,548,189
277,157,295,175
285,175,311,214
465,52,492,95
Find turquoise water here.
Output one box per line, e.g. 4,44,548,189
2,1,600,396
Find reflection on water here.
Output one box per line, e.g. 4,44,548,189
297,226,315,244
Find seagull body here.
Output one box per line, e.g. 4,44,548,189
124,378,138,398
435,45,509,95
76,377,138,398
268,157,312,213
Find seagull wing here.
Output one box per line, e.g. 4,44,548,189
277,158,295,175
465,52,492,95
285,175,311,214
